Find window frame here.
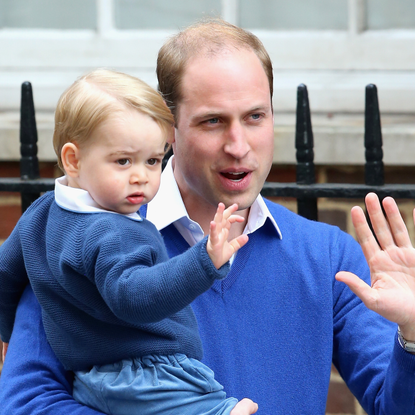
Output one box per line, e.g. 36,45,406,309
0,0,414,112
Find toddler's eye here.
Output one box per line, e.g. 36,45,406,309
117,159,130,166
147,158,159,166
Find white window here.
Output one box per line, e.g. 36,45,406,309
1,0,414,112
1,0,414,163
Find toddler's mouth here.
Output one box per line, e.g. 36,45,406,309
127,193,144,204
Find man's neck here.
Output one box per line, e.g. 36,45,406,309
183,196,249,238
171,157,249,238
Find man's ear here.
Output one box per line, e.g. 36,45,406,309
170,126,177,153
61,142,81,178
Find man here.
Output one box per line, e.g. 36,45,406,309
1,18,415,414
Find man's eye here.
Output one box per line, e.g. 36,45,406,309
147,158,159,166
117,159,130,166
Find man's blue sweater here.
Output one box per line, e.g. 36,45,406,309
1,195,415,414
158,199,415,415
0,191,229,370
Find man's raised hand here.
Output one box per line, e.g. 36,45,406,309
336,192,415,341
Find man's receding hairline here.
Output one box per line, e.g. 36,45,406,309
174,24,256,61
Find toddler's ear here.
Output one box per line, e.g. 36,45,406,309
61,143,81,178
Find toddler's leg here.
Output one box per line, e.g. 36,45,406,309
74,355,241,415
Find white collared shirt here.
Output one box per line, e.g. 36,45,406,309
54,176,142,221
147,157,282,249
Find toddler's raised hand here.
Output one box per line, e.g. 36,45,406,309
207,203,249,269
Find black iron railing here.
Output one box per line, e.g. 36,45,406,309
261,83,415,220
1,81,415,218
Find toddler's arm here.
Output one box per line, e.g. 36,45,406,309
207,203,249,269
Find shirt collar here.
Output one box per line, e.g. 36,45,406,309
146,157,190,230
54,176,142,221
147,157,282,239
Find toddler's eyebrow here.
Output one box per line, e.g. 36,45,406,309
109,150,166,157
108,150,135,157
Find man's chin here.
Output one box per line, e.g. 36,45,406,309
216,193,257,212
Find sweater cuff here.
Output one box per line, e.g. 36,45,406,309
392,331,415,373
199,237,230,281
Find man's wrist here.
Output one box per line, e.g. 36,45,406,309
397,327,415,353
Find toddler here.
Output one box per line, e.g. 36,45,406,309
0,69,257,415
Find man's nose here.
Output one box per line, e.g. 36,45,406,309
223,122,250,159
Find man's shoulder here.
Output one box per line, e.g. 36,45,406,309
263,197,314,225
263,197,345,237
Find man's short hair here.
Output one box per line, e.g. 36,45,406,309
157,17,273,121
53,68,174,170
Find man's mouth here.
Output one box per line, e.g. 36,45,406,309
221,172,249,182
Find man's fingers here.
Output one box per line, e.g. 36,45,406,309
335,271,377,310
365,193,395,250
382,196,412,248
350,204,380,261
361,193,412,252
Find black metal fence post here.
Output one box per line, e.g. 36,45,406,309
363,84,385,240
295,84,318,220
3,81,415,223
364,84,384,186
20,81,41,213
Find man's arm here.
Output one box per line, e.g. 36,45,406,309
0,285,103,415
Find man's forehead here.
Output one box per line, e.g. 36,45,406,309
185,46,259,70
182,53,267,93
183,51,266,88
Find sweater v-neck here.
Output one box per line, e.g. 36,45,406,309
161,223,254,296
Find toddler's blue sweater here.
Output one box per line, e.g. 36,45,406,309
0,191,229,370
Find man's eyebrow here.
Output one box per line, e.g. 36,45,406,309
191,111,221,121
192,106,271,121
249,105,272,112
195,104,271,116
